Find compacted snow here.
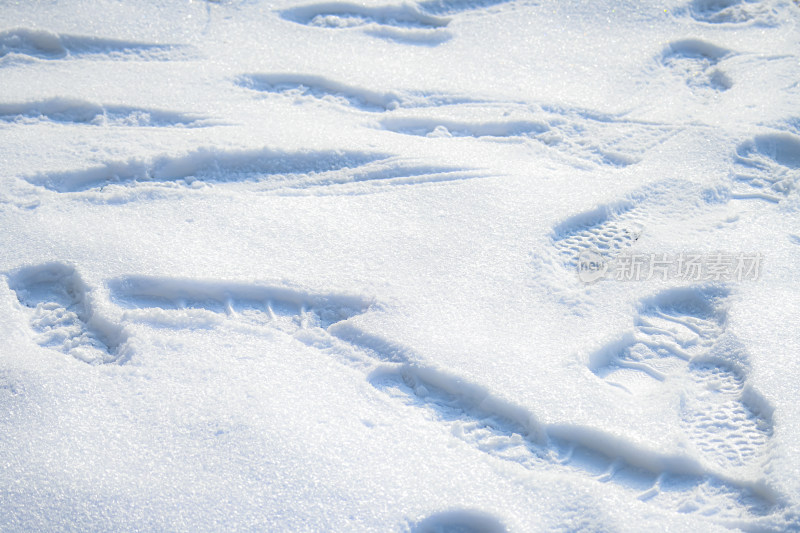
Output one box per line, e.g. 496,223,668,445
1,0,800,531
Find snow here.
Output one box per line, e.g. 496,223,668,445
1,0,799,531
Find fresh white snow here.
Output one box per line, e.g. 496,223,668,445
1,0,800,531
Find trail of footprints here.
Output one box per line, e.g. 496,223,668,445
4,263,790,526
550,129,800,276
592,289,773,474
5,2,798,526
368,291,787,525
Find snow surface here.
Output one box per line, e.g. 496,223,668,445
1,0,800,531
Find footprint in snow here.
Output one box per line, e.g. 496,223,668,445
659,39,734,97
729,132,800,203
6,262,127,365
590,286,774,473
683,0,790,26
